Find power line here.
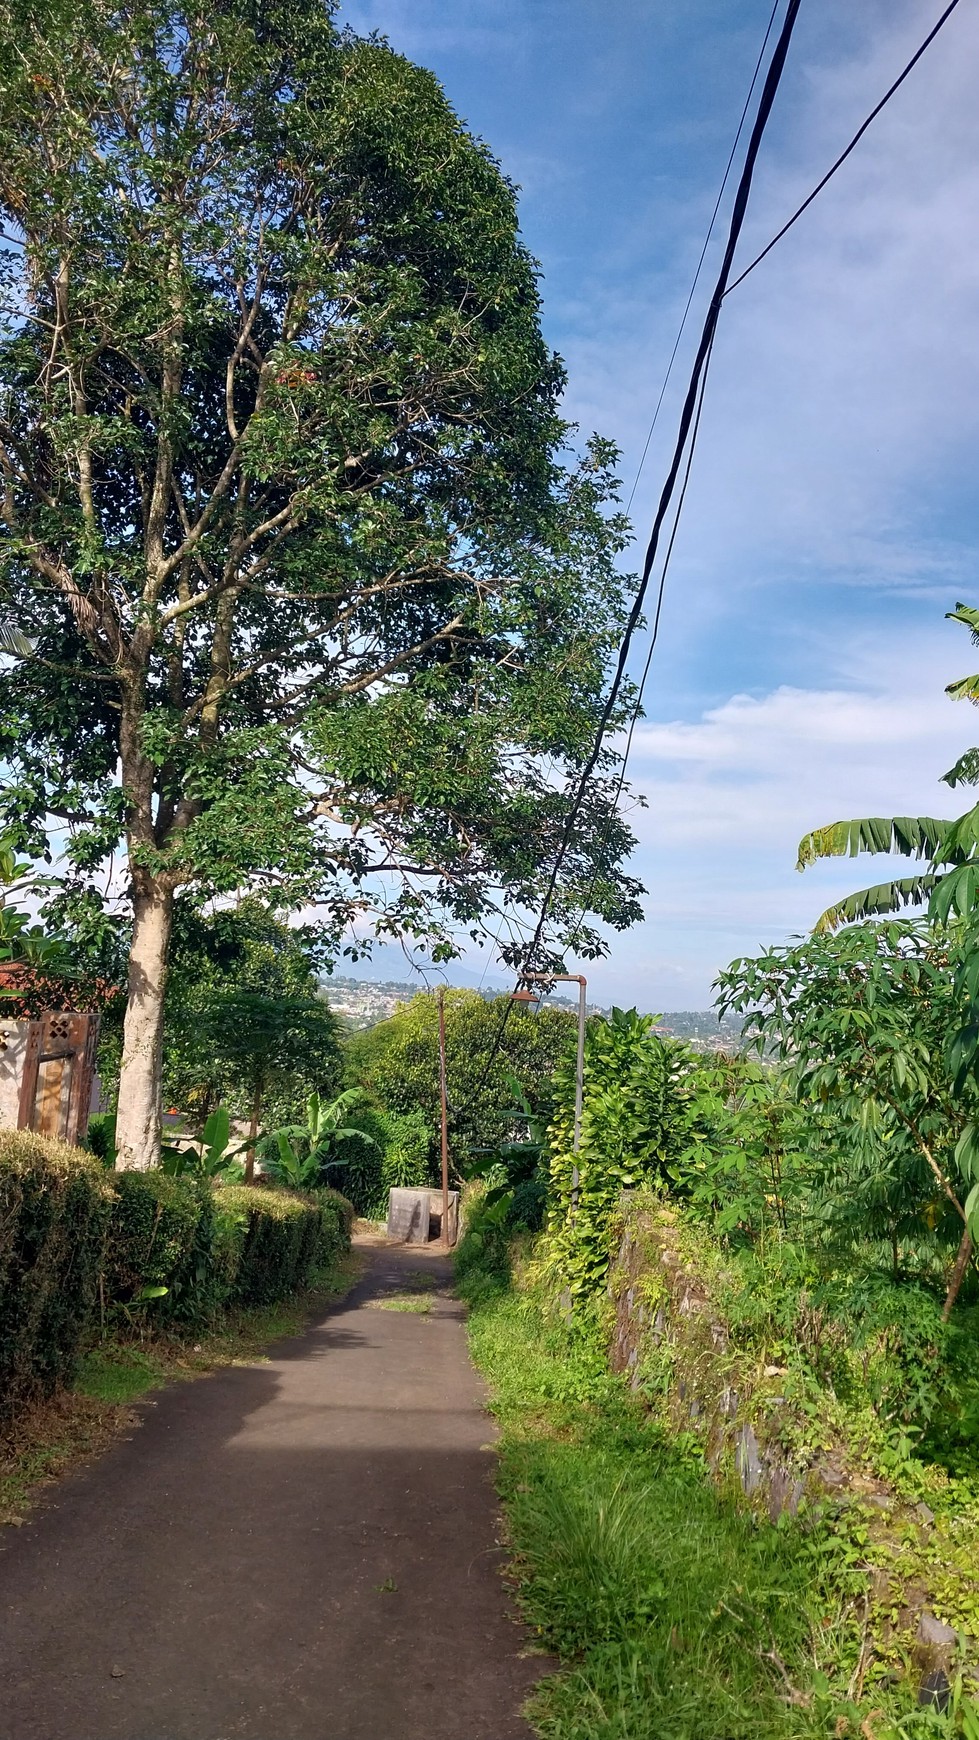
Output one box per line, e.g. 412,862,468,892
566,334,717,953
626,0,781,515
572,0,968,949
522,0,804,974
449,0,805,1124
456,0,966,1116
725,0,965,296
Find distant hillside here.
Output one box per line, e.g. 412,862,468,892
652,1010,744,1053
323,975,744,1047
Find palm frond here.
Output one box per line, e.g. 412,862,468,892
943,749,979,789
947,603,979,647
813,874,942,935
797,816,952,871
945,674,979,705
0,621,32,657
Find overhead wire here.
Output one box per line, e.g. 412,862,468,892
520,0,805,978
725,0,965,296
626,0,781,515
570,0,969,950
565,334,717,954
449,0,967,1120
449,0,803,1126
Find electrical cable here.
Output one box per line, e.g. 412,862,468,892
449,1,804,1126
568,0,967,950
455,0,967,1119
626,0,781,514
725,0,965,296
521,0,804,977
565,333,716,955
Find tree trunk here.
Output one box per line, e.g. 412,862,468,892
942,1223,974,1322
115,878,174,1170
245,1081,262,1186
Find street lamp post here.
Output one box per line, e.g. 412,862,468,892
514,973,587,1210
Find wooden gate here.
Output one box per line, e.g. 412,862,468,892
17,1011,100,1146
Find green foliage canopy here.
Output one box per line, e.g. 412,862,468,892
545,1007,698,1303
0,0,643,1165
345,987,575,1164
162,902,343,1131
717,921,979,1316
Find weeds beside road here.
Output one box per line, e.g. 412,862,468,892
457,1226,979,1740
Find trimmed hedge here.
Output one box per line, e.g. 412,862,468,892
104,1171,227,1324
218,1185,324,1304
315,1186,356,1256
0,1134,355,1422
0,1131,115,1420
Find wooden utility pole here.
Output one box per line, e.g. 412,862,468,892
437,986,451,1248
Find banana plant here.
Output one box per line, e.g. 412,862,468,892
162,1106,246,1179
796,605,979,933
263,1089,378,1189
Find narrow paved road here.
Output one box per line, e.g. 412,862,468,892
0,1240,544,1740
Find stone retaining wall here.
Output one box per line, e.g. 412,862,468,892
607,1197,969,1687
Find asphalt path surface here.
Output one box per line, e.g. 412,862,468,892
0,1240,544,1740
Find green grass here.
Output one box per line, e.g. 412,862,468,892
371,1294,433,1314
76,1346,171,1403
459,1252,975,1740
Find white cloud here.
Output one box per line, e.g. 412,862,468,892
563,0,979,601
574,626,979,1006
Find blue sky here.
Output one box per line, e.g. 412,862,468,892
337,0,979,1009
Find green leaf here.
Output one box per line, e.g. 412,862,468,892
812,876,942,934
797,817,951,871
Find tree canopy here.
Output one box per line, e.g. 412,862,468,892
162,903,343,1141
0,0,642,1165
345,988,575,1164
717,921,979,1317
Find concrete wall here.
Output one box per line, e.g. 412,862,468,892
0,1018,30,1129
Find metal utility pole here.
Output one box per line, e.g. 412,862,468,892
437,985,451,1248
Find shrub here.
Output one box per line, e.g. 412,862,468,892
314,1186,356,1267
335,1105,435,1218
103,1171,215,1322
218,1184,325,1304
0,1131,114,1419
1,1136,353,1424
546,1008,695,1304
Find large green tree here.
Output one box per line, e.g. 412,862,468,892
0,0,642,1167
345,988,575,1164
162,903,343,1153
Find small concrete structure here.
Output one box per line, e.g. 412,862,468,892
386,1187,460,1247
0,1012,100,1144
